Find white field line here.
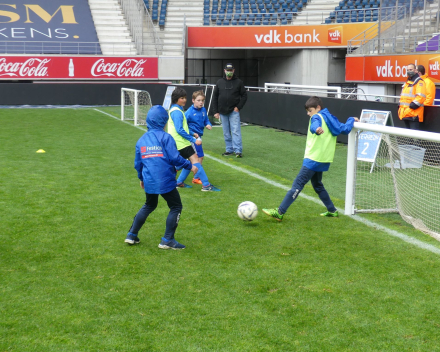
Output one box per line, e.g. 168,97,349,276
95,109,440,256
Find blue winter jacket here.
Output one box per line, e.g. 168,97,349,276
134,105,192,194
185,105,211,137
304,108,355,172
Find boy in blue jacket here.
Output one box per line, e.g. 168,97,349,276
177,90,212,185
125,105,198,249
263,96,358,221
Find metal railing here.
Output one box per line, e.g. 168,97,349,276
347,6,407,54
141,2,163,55
120,0,144,54
182,14,187,55
0,41,103,55
348,1,440,55
263,83,342,98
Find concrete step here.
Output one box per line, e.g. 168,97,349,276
91,0,119,3
97,37,134,43
93,19,128,25
95,27,130,33
162,39,183,44
92,14,125,19
90,9,122,14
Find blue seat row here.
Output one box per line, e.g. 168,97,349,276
204,0,307,25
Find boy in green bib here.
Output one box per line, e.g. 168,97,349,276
263,96,358,221
168,87,220,192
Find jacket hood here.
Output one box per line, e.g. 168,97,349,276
146,105,169,130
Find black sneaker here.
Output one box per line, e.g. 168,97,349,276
125,233,140,245
236,153,243,158
222,152,234,156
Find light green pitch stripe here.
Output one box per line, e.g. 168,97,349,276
94,108,440,256
204,154,440,256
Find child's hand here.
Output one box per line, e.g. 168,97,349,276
140,181,144,189
195,138,202,146
193,133,199,139
206,125,212,130
354,117,360,122
316,127,324,135
191,165,198,174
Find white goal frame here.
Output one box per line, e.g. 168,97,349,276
121,88,152,126
345,122,440,238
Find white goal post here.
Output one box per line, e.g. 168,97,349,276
345,122,440,240
121,88,152,126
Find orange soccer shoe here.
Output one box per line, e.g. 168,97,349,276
192,178,203,185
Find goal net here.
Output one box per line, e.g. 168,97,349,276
345,122,440,241
121,88,152,126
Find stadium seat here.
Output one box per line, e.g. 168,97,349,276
270,19,277,24
255,19,261,24
204,18,210,25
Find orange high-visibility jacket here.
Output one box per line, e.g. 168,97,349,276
421,74,436,106
398,76,426,122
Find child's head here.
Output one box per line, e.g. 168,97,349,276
305,96,323,117
171,87,187,107
192,90,205,109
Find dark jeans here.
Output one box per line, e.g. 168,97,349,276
403,118,420,130
129,188,182,241
279,165,336,214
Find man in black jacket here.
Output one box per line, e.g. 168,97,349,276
212,63,247,158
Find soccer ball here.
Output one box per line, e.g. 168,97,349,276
237,201,258,221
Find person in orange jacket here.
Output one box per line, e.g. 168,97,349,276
398,63,426,130
417,65,436,106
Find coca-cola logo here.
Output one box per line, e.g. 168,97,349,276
0,58,50,77
91,59,146,77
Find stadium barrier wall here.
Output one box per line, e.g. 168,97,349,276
1,83,439,142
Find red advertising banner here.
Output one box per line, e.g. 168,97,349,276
187,23,374,48
346,54,440,83
0,56,158,80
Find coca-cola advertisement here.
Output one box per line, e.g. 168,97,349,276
0,56,159,80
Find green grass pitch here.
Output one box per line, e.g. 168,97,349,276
2,107,440,351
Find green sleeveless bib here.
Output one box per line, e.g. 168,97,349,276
304,113,337,163
168,106,191,151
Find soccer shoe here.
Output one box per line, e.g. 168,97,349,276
158,238,186,250
235,153,243,158
176,182,192,188
192,178,202,185
201,184,221,192
125,233,140,245
320,210,339,217
222,152,234,156
262,208,284,222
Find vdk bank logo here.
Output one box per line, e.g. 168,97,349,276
328,26,342,44
428,55,440,80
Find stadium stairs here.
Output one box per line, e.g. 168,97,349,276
148,0,203,56
293,0,341,24
89,0,137,55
